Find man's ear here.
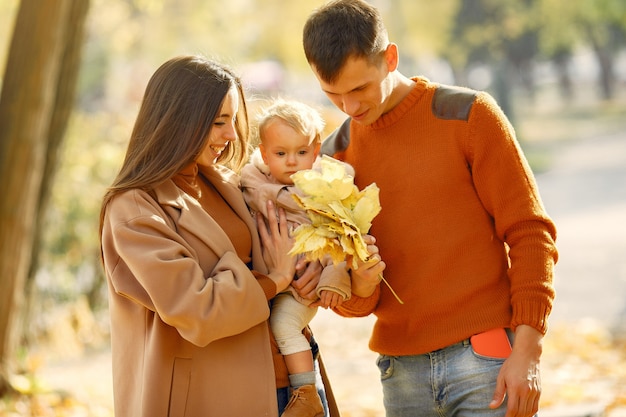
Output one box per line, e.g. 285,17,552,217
384,43,399,72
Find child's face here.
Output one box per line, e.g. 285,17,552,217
259,118,320,185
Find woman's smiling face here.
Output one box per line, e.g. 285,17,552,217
196,86,239,166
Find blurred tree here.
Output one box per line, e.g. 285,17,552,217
0,0,89,395
535,0,626,101
442,0,540,120
0,1,19,79
381,0,458,82
575,0,626,100
536,0,580,100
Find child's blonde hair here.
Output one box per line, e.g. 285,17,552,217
255,98,325,146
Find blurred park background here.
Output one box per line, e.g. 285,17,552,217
1,0,625,415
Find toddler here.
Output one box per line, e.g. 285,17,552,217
241,99,352,417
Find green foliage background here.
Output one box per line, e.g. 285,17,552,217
0,0,625,320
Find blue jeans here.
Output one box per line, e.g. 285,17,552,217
377,339,508,417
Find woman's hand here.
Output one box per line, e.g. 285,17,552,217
256,200,296,293
349,234,386,298
292,259,322,300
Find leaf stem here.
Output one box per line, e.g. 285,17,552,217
379,274,404,304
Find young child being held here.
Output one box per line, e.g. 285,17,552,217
241,98,352,417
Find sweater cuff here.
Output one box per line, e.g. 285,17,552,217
334,285,380,317
252,271,278,301
510,300,551,335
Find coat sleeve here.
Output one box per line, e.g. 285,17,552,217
241,164,287,216
102,190,271,347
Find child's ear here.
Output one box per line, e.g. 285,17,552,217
313,141,321,156
259,143,269,164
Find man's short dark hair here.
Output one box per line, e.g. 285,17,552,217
303,0,388,83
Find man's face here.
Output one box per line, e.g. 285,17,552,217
312,55,394,126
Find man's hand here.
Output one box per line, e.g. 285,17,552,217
490,325,543,417
349,234,386,298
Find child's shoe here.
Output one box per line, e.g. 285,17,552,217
280,384,324,417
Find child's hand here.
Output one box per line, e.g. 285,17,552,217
318,290,344,309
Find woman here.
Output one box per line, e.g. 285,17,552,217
99,55,334,417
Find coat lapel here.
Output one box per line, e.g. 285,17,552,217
154,165,267,274
201,165,267,274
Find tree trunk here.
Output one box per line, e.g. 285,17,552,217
24,0,91,346
584,23,616,101
595,47,614,101
493,59,516,125
552,51,573,102
0,0,89,395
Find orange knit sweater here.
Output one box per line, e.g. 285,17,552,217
326,77,558,356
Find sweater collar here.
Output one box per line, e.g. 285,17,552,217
369,76,429,130
172,162,201,200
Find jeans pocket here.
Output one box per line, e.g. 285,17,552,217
376,354,394,381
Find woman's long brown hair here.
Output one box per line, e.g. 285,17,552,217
99,55,250,241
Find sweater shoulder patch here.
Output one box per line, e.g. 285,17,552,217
321,117,351,156
431,85,477,121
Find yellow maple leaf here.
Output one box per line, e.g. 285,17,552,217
291,155,354,204
351,184,381,232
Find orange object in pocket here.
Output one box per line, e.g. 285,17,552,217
470,328,512,359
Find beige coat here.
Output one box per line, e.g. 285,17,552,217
102,164,281,417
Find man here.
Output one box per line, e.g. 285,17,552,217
302,1,558,416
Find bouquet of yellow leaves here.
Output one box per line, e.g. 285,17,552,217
289,155,403,304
